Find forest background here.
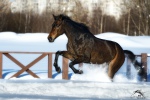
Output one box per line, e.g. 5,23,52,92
0,0,150,36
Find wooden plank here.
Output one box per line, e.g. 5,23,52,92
126,57,131,79
4,53,39,78
48,53,52,78
1,51,55,54
62,57,68,80
9,53,47,78
141,53,147,81
0,53,2,78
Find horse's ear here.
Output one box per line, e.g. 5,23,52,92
53,14,56,20
59,15,63,21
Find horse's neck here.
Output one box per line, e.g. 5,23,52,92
65,33,75,46
64,23,77,42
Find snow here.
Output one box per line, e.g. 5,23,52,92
0,79,150,100
0,32,150,100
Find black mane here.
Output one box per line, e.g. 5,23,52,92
59,14,91,33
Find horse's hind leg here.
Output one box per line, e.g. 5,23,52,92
69,58,84,74
108,45,125,79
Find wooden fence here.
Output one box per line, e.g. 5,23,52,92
0,51,69,79
0,51,149,81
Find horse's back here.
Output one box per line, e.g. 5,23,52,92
90,38,124,64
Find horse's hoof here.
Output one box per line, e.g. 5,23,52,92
78,70,83,74
56,67,61,73
74,70,83,74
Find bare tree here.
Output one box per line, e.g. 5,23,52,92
121,0,150,35
138,0,150,35
0,0,11,31
1,0,149,35
0,0,11,13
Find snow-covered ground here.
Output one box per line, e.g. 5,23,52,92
0,32,150,100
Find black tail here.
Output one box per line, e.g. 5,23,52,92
124,50,145,80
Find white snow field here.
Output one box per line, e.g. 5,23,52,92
0,32,150,100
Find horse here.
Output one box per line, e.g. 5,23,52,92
47,14,125,80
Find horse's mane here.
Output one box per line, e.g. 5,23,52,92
59,14,91,33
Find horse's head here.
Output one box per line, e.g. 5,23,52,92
48,14,65,42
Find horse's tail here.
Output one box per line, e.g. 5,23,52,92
124,50,145,77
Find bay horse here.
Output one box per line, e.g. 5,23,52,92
47,14,125,79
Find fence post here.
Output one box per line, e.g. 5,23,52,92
62,57,68,79
126,57,131,79
0,53,2,78
141,53,147,81
48,53,52,78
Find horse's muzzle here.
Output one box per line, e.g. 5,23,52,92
48,37,54,42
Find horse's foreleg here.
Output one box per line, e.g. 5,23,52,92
54,51,84,74
69,58,84,74
60,51,84,74
60,51,82,74
54,51,75,73
53,51,62,73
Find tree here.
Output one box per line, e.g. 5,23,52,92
0,0,11,31
120,0,150,35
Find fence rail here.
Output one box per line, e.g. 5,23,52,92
0,51,149,81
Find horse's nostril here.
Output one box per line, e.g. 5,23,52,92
48,37,53,42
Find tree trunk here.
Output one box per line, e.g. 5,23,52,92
127,9,131,35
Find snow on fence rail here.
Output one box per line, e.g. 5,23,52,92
0,51,149,81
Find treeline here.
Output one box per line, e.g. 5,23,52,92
0,12,53,33
0,0,150,35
